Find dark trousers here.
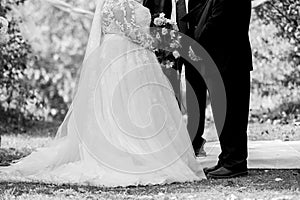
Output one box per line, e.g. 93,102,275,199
163,61,207,150
217,69,251,170
185,63,207,150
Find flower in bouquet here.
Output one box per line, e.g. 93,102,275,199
155,32,161,40
154,17,164,26
172,50,180,59
153,12,177,29
170,30,176,38
162,60,174,69
161,28,168,36
165,60,174,69
159,13,165,18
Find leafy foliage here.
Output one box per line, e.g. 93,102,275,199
18,0,95,121
0,0,96,125
0,0,42,126
250,1,300,123
255,0,300,85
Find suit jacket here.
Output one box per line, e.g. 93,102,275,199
143,0,173,18
181,0,253,72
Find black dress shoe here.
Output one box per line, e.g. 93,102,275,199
203,163,221,175
207,166,248,179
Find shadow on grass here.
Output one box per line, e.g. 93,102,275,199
0,120,60,138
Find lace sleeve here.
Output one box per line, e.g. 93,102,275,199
112,0,155,50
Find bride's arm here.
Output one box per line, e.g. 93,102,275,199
112,0,156,50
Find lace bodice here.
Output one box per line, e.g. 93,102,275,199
102,0,154,49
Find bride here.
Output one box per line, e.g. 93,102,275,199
0,0,206,186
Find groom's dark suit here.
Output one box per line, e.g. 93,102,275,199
180,0,253,171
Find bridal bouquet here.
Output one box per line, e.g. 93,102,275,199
0,16,9,44
150,13,182,69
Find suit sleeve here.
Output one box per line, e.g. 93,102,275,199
196,0,227,46
196,0,252,45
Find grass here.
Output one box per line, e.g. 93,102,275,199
0,121,300,199
204,122,300,143
0,169,300,199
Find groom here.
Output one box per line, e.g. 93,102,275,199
178,0,253,178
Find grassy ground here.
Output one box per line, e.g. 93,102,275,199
203,121,300,143
0,122,300,199
0,169,300,199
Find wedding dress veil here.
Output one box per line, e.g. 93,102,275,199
55,0,105,139
83,0,105,63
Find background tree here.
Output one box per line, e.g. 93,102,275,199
0,0,41,127
15,0,95,122
255,0,300,85
250,0,300,124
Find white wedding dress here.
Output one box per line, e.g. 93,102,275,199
0,0,205,186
